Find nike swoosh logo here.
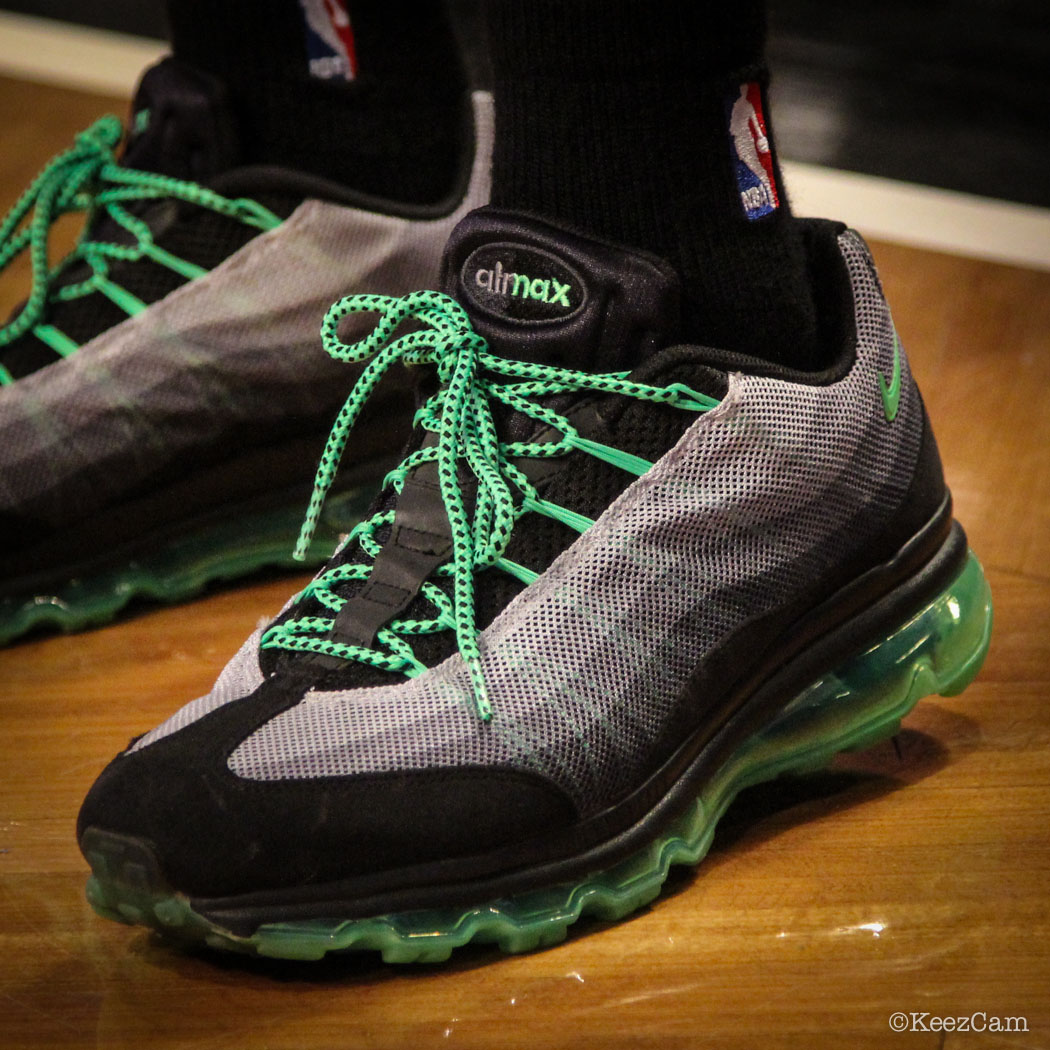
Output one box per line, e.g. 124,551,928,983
878,334,902,422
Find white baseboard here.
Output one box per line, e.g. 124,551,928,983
0,11,165,98
785,161,1050,271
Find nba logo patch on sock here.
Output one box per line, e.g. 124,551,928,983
727,82,780,220
298,0,358,81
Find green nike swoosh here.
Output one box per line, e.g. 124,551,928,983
878,334,902,422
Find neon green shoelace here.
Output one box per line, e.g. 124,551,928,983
262,289,720,719
0,114,282,382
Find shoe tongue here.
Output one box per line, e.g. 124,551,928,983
121,57,241,181
441,207,681,373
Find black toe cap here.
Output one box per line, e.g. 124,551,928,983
78,679,577,900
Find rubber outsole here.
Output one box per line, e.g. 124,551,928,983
83,550,993,963
0,485,372,646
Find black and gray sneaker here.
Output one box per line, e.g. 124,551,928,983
0,58,492,644
78,207,992,962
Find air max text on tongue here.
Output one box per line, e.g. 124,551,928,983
473,261,573,308
459,241,585,325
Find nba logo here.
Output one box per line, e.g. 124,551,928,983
298,0,358,82
727,82,780,220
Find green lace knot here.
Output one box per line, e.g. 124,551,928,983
266,289,721,720
0,114,282,376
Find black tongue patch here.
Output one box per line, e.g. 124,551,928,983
441,207,681,372
121,57,240,182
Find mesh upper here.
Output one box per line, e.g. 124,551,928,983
247,378,703,688
0,190,294,383
0,93,494,537
137,229,922,817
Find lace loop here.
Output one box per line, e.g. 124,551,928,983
266,289,720,720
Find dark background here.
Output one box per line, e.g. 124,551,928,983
3,0,1048,207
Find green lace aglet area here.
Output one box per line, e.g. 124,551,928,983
275,289,722,721
292,529,314,563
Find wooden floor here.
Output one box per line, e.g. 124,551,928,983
1,76,1049,1050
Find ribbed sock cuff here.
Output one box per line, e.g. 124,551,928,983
484,0,821,368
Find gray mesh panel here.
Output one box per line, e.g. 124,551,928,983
0,92,493,527
225,230,925,817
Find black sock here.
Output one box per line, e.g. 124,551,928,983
165,0,469,204
482,0,820,369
